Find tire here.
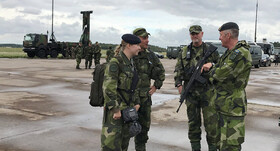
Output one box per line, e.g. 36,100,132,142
50,49,58,58
27,52,35,58
36,48,46,58
254,63,260,68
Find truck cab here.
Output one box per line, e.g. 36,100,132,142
23,33,48,58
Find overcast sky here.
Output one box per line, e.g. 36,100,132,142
0,0,279,48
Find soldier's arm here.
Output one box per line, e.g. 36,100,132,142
153,59,165,89
210,51,251,83
174,51,184,87
103,59,120,112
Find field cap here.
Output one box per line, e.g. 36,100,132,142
189,25,202,34
133,28,150,37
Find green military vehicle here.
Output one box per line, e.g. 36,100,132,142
23,33,77,58
248,43,262,68
167,46,181,59
211,42,262,68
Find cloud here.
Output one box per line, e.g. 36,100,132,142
0,0,280,47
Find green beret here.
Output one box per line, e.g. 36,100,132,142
189,25,202,34
121,34,141,44
218,22,239,31
133,28,150,37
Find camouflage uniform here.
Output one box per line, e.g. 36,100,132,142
71,46,76,59
133,49,165,151
209,40,252,151
106,47,114,63
101,51,140,151
93,42,102,65
174,42,220,151
75,45,83,69
85,45,94,69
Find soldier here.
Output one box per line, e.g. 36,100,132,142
101,34,141,151
202,22,252,151
85,41,94,69
71,45,77,59
75,43,83,69
174,25,219,151
132,28,165,151
106,46,114,63
93,41,102,66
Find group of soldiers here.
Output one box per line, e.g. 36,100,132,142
73,41,102,69
100,22,251,151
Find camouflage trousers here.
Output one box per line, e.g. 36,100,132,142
94,52,102,65
101,108,131,151
185,94,218,151
217,114,245,151
134,96,152,151
76,51,82,66
85,53,93,68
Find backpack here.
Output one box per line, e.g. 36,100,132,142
89,63,107,107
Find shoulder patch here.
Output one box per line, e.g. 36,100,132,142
230,49,240,60
109,63,118,72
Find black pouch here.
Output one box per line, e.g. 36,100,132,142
121,107,138,123
129,121,142,137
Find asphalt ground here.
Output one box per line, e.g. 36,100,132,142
0,58,279,151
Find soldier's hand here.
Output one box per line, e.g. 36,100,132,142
134,104,140,111
113,110,121,120
201,63,213,73
177,85,183,94
149,86,157,95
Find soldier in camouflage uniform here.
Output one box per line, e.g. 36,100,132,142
174,25,219,151
75,43,83,69
101,34,141,151
85,41,94,69
93,41,102,65
132,28,165,151
106,46,114,63
202,22,252,151
70,45,76,59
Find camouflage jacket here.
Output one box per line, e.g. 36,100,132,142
209,40,252,116
103,51,140,112
94,44,101,53
174,42,220,93
133,49,165,98
84,46,94,56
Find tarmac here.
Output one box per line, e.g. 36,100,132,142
0,58,279,151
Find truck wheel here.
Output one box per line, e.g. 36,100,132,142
36,48,46,58
51,49,58,58
27,52,35,58
254,63,260,68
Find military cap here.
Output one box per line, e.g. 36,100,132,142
218,22,239,31
122,34,141,44
133,28,150,37
189,25,202,34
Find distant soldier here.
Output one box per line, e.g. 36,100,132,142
85,42,94,69
71,45,76,59
93,41,102,66
106,46,114,63
75,43,83,69
275,54,279,66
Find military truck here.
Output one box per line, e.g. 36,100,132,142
167,46,181,59
23,33,78,58
248,43,262,68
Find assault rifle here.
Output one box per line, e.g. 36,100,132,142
176,44,217,113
